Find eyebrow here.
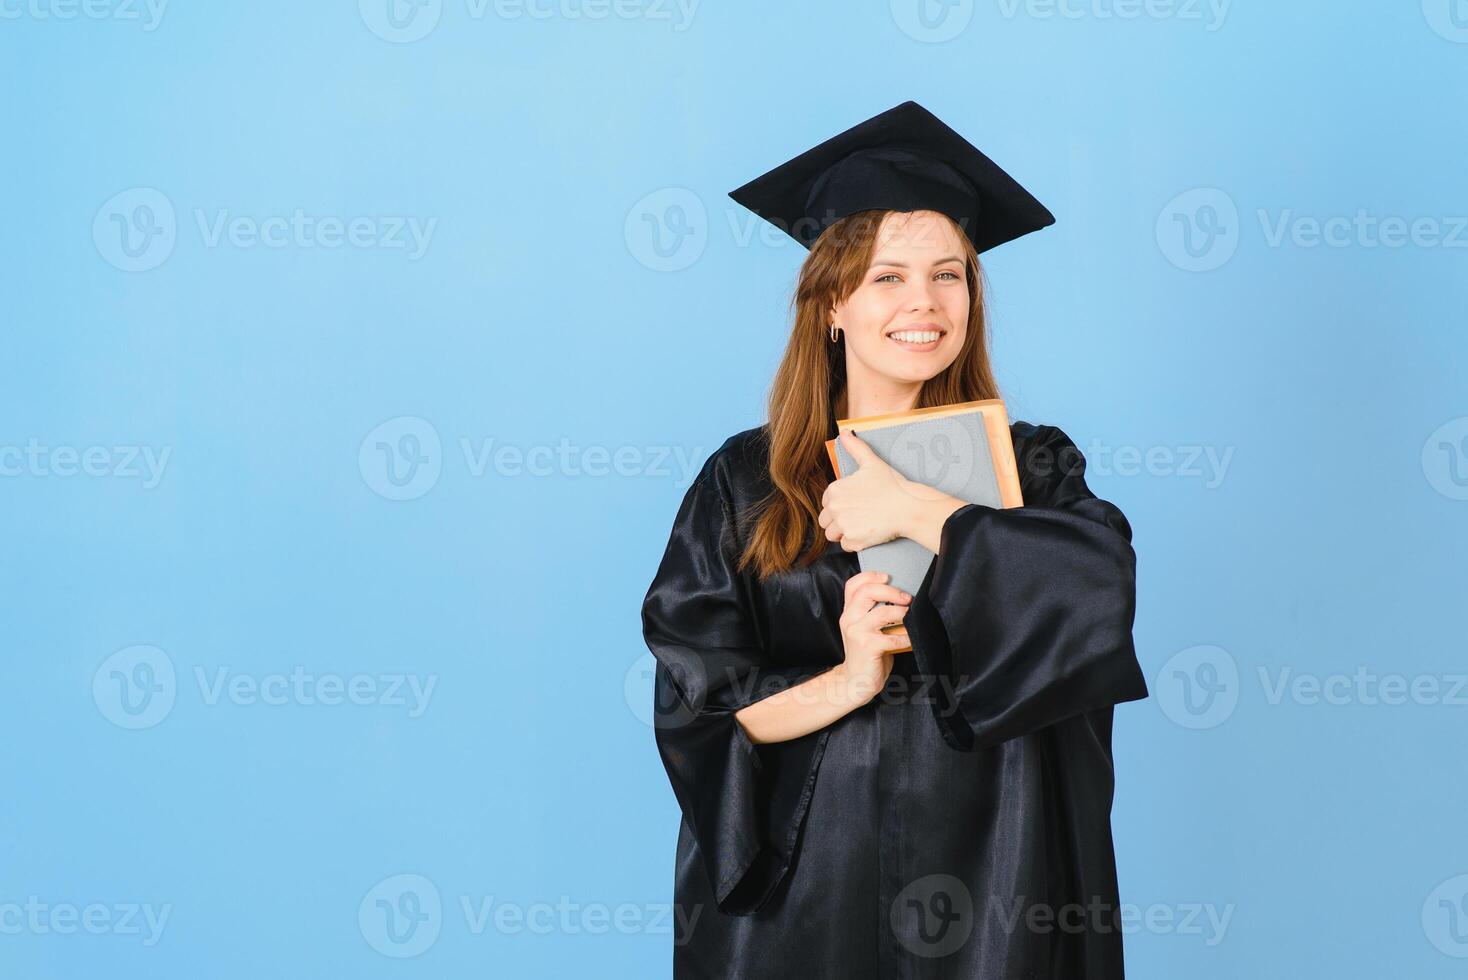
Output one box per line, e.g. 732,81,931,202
868,255,964,268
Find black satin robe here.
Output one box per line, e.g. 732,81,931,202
641,414,1149,979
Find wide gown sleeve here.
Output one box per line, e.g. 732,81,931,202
902,424,1150,751
641,447,830,916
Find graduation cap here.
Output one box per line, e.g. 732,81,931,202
728,100,1054,254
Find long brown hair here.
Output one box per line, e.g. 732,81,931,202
737,209,1001,580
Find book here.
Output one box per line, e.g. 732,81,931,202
826,399,1024,649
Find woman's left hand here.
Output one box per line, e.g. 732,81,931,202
819,431,921,552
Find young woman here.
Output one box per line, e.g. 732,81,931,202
642,102,1149,978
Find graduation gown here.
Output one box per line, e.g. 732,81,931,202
641,415,1149,979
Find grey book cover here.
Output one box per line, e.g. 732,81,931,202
834,411,1007,597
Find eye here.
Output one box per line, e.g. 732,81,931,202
873,269,963,284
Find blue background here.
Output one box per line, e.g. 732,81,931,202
3,1,1466,976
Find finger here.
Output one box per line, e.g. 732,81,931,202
883,628,912,649
839,430,881,467
825,523,841,543
817,507,831,529
851,581,911,603
841,573,888,619
844,571,887,603
862,602,909,630
848,582,911,611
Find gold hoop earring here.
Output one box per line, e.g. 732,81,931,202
829,324,841,343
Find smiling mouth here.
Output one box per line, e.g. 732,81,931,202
885,326,946,351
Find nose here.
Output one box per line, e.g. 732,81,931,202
905,278,939,313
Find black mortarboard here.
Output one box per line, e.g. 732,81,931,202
728,100,1054,254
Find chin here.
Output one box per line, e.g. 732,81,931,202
879,362,949,386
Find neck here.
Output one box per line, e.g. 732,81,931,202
836,364,923,420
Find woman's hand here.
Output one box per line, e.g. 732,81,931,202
734,570,911,742
819,431,916,551
819,430,969,554
835,570,912,702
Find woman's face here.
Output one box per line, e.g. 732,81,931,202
829,210,970,388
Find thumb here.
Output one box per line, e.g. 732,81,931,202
839,430,882,468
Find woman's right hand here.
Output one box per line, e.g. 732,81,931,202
838,570,913,703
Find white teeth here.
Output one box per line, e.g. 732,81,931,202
889,330,941,344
